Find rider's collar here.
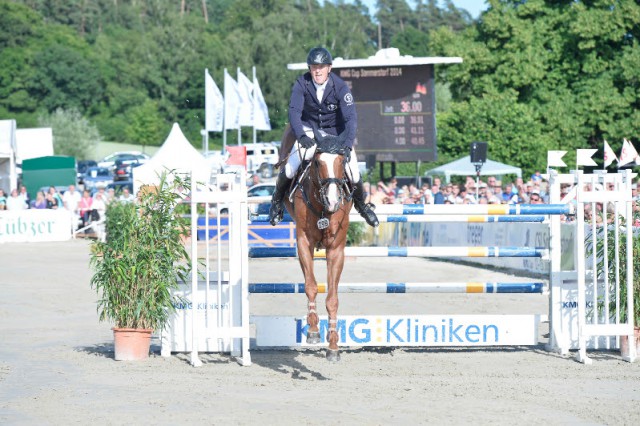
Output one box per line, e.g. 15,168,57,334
312,78,329,91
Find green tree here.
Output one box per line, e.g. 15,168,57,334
31,42,106,113
2,0,478,159
123,100,164,148
39,108,101,159
376,0,414,48
430,0,640,174
391,26,430,56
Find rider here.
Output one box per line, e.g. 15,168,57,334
269,46,379,227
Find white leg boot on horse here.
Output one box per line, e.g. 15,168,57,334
306,302,321,344
269,168,293,226
352,181,379,227
326,319,340,362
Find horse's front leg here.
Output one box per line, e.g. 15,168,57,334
298,242,320,344
325,245,345,361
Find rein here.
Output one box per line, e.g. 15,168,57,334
298,151,349,229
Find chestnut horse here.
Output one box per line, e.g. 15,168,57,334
279,126,352,361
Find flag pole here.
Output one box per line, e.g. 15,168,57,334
223,68,228,154
237,67,242,146
203,69,208,155
253,66,257,144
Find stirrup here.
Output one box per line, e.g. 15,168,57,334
359,203,379,227
269,202,284,226
363,202,376,212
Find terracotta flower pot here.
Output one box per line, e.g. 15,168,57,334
620,327,640,359
113,328,152,361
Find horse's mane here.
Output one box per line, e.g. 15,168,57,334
314,129,349,156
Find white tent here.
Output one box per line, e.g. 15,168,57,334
0,119,18,194
132,123,210,194
16,128,54,164
425,155,522,183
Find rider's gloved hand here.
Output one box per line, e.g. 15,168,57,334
299,135,315,149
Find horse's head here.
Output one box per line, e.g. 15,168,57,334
312,130,350,214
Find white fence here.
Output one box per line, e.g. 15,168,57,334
161,169,637,365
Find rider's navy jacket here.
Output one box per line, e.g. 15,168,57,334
288,72,357,148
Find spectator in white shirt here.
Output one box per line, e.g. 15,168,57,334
62,185,81,213
118,187,136,204
6,189,27,210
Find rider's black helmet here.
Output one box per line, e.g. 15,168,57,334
307,47,333,65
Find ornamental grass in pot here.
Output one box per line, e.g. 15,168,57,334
89,173,190,360
610,229,640,356
592,220,640,356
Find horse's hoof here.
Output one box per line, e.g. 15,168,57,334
306,331,321,344
326,349,341,362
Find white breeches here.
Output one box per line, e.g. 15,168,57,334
284,130,361,183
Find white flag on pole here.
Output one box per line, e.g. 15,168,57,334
205,69,224,132
253,76,271,131
603,139,617,168
576,149,598,167
237,70,254,127
224,70,240,130
547,150,567,168
618,138,638,167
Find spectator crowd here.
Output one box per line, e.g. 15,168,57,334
362,172,640,226
0,183,138,231
365,173,552,207
3,171,640,229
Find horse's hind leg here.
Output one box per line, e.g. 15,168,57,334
298,244,320,344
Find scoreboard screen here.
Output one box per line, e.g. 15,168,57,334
336,64,437,164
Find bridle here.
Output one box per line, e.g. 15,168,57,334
312,151,349,213
299,147,350,229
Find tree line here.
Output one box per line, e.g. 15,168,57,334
0,0,638,176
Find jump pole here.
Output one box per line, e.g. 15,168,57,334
250,214,547,223
249,246,548,259
249,282,545,294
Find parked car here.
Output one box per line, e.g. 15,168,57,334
107,180,133,195
245,142,279,178
76,160,97,184
113,159,143,182
247,183,275,215
98,151,149,170
247,183,275,198
83,166,113,192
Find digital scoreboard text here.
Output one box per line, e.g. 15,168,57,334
338,64,437,164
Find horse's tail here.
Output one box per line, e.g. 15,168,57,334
276,124,297,169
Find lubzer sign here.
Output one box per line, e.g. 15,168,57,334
0,210,72,243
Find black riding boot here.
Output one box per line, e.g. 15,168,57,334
352,181,379,227
269,169,292,226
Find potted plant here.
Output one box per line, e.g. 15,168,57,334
89,172,190,360
592,219,640,356
610,228,640,357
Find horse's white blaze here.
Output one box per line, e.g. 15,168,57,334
320,153,340,212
